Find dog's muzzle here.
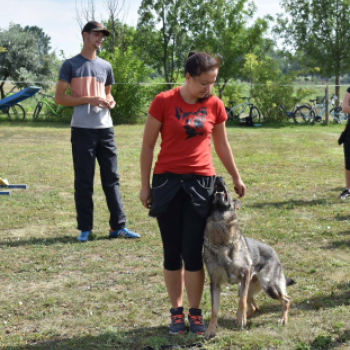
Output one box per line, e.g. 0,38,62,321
212,191,231,211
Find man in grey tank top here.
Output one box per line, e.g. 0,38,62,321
55,21,140,241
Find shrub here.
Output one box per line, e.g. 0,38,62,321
100,48,153,124
242,54,314,122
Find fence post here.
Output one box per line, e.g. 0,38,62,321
325,85,329,125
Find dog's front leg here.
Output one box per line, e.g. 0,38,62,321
205,280,221,339
236,269,250,329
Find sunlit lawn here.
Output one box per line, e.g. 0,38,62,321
0,121,350,350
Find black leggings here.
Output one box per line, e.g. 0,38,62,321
157,187,207,272
344,127,350,170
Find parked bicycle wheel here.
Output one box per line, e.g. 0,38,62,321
225,107,234,121
250,106,261,123
7,103,26,121
294,105,313,123
33,102,43,120
330,107,347,124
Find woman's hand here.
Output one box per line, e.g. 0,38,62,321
139,186,152,209
233,178,246,198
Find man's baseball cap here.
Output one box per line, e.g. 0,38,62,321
82,21,110,36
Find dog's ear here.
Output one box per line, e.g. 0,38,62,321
233,199,242,210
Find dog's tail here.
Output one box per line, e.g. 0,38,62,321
286,277,296,286
266,276,296,300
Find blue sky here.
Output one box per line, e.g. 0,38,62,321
1,0,281,58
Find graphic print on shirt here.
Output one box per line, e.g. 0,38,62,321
175,107,207,140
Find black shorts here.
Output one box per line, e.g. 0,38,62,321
151,173,215,272
344,127,350,170
156,187,207,272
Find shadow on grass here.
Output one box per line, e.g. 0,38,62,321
225,121,295,129
248,199,327,209
0,235,118,248
216,282,350,326
0,121,71,129
307,330,350,349
333,214,350,221
224,121,340,130
295,282,350,312
324,240,350,249
0,121,139,129
332,187,345,192
1,328,206,350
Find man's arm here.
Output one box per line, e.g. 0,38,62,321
54,80,110,108
105,85,116,109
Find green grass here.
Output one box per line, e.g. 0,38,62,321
1,121,350,349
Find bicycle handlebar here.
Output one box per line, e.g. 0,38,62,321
37,92,54,99
309,94,338,105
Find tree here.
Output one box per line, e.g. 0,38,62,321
75,0,132,53
186,0,272,98
99,47,153,124
0,23,56,99
242,53,312,121
23,26,52,57
136,0,271,95
137,0,191,89
276,0,350,99
103,0,127,52
103,19,136,53
75,0,97,30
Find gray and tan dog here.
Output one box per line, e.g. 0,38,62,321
204,176,295,339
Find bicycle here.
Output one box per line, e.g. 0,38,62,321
0,86,26,121
225,96,262,124
294,94,346,124
329,104,348,124
33,92,65,120
264,104,307,124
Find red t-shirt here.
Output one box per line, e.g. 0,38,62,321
148,86,227,176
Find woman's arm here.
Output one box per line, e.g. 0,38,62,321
139,114,162,208
212,122,246,198
342,91,350,114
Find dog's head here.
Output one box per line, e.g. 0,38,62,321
205,177,242,243
212,176,241,213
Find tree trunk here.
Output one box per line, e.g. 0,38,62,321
218,78,229,99
160,2,171,90
335,74,340,106
0,76,8,100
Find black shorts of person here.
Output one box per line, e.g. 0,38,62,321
149,173,215,219
338,123,349,146
149,173,215,272
341,122,350,171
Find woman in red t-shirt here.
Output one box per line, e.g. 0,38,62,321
139,52,246,335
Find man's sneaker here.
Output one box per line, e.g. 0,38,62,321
339,189,350,199
109,227,140,239
77,231,90,242
188,308,207,335
169,307,187,335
